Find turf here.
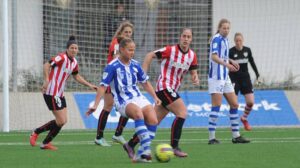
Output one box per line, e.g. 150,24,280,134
0,128,299,168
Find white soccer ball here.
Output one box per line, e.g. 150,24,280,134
155,143,174,163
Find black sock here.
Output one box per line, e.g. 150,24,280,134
128,133,139,148
171,117,185,149
42,121,62,144
96,110,110,139
114,116,128,136
35,120,56,134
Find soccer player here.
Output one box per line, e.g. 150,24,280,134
29,36,97,150
123,28,199,158
207,19,250,145
86,38,160,163
91,21,134,146
229,32,260,131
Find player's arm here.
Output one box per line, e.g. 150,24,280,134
211,54,239,72
142,51,156,73
141,81,161,106
73,74,97,91
248,49,260,79
189,70,199,85
85,85,107,116
41,62,51,93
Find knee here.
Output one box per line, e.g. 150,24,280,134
176,110,187,119
56,119,67,127
246,102,254,108
231,103,239,109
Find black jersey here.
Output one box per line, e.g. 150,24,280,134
229,46,259,81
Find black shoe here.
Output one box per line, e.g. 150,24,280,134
232,136,250,144
208,139,220,145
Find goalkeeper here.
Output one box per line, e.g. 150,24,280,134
229,32,260,131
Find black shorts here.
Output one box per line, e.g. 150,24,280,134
43,94,67,111
156,88,181,107
232,77,253,95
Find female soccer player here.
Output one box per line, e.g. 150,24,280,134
123,28,199,158
86,38,160,163
91,21,134,146
207,19,250,144
229,32,260,131
29,36,97,150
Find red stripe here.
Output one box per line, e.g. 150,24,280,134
51,96,56,111
171,117,178,147
57,57,69,96
169,46,179,88
163,90,173,104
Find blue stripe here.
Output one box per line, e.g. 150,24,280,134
231,124,239,127
230,117,239,120
209,122,216,126
229,108,238,114
209,115,218,118
208,128,215,131
211,106,220,112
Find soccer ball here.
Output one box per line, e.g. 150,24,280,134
155,143,174,163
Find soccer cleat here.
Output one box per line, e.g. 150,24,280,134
94,138,111,147
40,143,58,150
241,117,252,131
112,135,126,145
232,136,250,144
132,154,152,163
173,147,188,157
208,139,220,145
29,131,39,146
123,142,135,159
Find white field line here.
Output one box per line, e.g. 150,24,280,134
1,137,300,146
0,128,298,137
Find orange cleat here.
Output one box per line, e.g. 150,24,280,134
241,117,252,131
40,143,58,151
30,132,39,146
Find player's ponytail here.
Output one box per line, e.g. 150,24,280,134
66,35,78,48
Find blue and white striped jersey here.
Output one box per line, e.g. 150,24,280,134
208,33,230,80
100,58,149,105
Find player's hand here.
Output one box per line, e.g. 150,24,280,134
85,107,96,117
154,97,162,106
255,76,263,86
191,76,200,86
41,81,49,93
90,85,98,91
228,60,240,72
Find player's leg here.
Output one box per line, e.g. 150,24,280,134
112,110,129,144
125,103,152,163
40,107,67,150
207,79,224,145
208,93,222,144
224,91,250,144
94,92,113,146
165,97,188,157
240,78,254,131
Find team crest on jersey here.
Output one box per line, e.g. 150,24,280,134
55,56,62,62
102,72,108,79
243,52,248,57
234,54,238,58
213,42,218,49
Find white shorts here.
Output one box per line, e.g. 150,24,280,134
208,77,234,94
115,95,151,117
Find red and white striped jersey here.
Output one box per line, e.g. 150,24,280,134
107,37,119,64
46,52,79,97
155,45,198,92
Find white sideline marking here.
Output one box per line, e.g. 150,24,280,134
1,137,300,146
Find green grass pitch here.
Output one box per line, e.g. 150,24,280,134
0,128,299,168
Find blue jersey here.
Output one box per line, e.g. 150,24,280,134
208,33,230,80
100,58,149,105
